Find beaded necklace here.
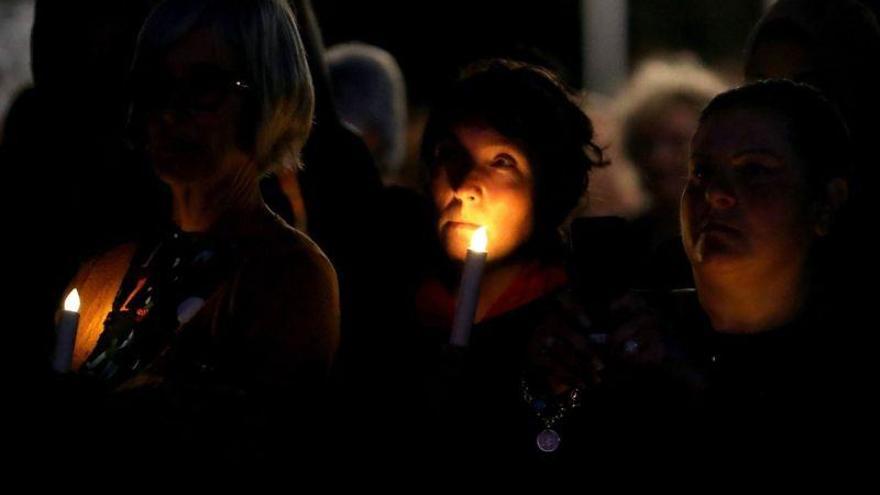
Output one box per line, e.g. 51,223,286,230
520,376,585,453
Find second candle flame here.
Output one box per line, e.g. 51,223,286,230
64,289,81,313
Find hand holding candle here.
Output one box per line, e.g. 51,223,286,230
450,227,488,347
52,289,80,373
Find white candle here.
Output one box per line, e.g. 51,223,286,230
52,289,80,373
450,227,488,347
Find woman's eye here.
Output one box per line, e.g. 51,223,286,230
433,144,456,162
491,153,516,169
740,162,773,180
690,163,707,182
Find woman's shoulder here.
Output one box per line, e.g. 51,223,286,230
72,242,139,288
68,242,139,368
223,212,341,370
232,212,339,318
244,210,336,277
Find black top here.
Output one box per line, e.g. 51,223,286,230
652,288,867,459
422,287,668,467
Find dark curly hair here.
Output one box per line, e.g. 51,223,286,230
420,59,605,250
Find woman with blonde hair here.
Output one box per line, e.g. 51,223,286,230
56,0,339,464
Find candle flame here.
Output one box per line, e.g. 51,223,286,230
469,226,488,253
64,289,81,313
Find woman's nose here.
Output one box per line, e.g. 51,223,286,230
448,163,483,204
453,179,482,204
704,174,737,210
453,168,483,203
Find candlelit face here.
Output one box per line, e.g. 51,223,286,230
681,108,818,279
141,27,253,186
431,121,535,262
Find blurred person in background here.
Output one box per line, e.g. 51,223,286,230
327,41,408,185
616,55,727,251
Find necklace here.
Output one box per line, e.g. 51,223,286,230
520,376,585,453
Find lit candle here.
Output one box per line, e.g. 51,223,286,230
52,289,80,373
450,227,488,347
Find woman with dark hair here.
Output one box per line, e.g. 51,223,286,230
419,59,603,293
743,0,880,307
674,79,855,441
403,59,620,465
55,0,339,464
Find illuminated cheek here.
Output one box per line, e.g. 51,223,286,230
517,203,536,241
486,193,534,258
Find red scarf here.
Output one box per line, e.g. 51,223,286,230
415,261,568,329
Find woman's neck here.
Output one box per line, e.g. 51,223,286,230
169,176,263,234
695,262,810,334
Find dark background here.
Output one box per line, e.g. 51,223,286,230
314,0,764,104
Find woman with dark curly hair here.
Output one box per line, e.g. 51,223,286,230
399,59,622,465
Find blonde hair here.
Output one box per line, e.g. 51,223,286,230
131,0,314,174
615,55,727,162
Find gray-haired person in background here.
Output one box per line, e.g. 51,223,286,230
615,55,727,252
327,42,407,184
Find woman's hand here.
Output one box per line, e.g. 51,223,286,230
607,292,667,367
526,302,603,396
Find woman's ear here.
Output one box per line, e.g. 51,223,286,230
814,177,848,237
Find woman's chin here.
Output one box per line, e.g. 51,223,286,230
153,158,211,185
441,237,469,262
439,223,475,260
693,248,750,273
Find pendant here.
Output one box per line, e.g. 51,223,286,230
536,428,561,453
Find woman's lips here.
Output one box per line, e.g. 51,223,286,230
701,221,740,235
440,220,481,238
443,220,480,229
